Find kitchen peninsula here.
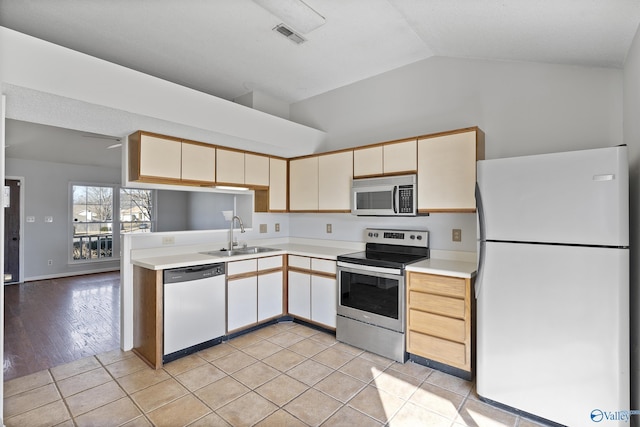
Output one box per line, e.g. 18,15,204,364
130,240,477,377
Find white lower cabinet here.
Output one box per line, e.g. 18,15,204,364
287,255,337,329
258,271,283,321
288,271,311,319
311,275,337,328
227,275,257,332
227,256,284,332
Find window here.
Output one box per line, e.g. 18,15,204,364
120,188,153,233
72,184,114,261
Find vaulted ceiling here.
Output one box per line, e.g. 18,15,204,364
1,0,639,168
2,0,639,104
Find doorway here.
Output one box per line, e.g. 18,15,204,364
4,178,23,284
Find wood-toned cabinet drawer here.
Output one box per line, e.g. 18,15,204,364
409,273,466,298
408,291,465,319
409,309,466,342
407,330,467,367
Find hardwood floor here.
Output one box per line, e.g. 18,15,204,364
3,271,120,381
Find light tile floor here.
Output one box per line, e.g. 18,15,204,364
3,322,554,426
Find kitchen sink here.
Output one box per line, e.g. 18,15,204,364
200,246,280,257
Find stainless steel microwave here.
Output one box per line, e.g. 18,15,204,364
351,174,417,216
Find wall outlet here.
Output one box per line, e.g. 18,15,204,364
326,224,332,234
26,216,35,223
275,223,280,232
44,216,53,223
47,259,53,266
162,236,175,245
259,224,267,233
452,228,462,242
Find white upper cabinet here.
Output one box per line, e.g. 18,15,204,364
269,157,287,211
129,131,216,185
216,148,245,185
289,156,319,211
383,139,417,174
318,151,353,211
418,128,484,212
245,153,270,187
132,132,182,181
181,141,216,184
354,140,417,178
353,146,383,177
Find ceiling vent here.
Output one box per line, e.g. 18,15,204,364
274,24,306,45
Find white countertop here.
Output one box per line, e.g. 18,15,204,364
406,258,477,279
131,242,477,278
131,243,356,270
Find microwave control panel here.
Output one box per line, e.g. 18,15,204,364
398,185,414,213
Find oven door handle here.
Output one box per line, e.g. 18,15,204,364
337,261,402,277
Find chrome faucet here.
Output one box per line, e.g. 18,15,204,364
228,215,245,251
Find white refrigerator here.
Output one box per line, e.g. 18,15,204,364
476,145,630,426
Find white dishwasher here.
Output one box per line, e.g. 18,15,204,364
163,263,226,363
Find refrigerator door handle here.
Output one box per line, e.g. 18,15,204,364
475,183,486,299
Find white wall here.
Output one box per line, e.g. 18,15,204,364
624,24,640,421
291,56,623,158
290,56,623,259
5,158,121,280
0,27,325,158
289,213,476,254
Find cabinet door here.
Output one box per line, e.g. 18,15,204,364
227,276,257,331
258,271,283,321
288,271,311,319
289,157,319,211
139,134,182,180
311,275,337,328
383,140,417,174
318,151,353,211
245,153,270,187
269,158,287,211
353,146,383,177
181,142,216,184
217,149,245,184
418,130,477,212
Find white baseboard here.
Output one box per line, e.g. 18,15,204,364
22,267,120,283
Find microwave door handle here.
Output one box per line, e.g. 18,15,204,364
393,186,398,213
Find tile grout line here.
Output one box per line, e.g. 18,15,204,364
94,352,154,426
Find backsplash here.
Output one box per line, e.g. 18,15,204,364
288,212,477,253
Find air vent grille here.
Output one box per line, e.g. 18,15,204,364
273,24,306,44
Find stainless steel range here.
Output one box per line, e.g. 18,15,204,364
336,228,429,362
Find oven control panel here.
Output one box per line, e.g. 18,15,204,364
364,228,429,247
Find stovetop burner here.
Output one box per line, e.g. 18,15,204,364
337,228,430,269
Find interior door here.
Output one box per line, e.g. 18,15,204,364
4,179,20,284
